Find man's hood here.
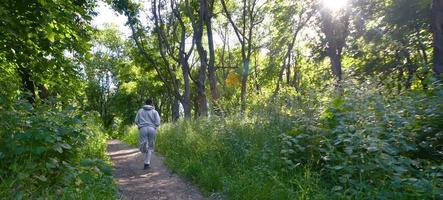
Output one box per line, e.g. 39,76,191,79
143,105,154,110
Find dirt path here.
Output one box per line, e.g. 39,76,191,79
107,140,206,200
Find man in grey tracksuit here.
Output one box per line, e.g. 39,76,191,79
135,99,161,169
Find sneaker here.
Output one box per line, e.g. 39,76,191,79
144,164,150,170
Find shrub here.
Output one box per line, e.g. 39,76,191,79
0,101,117,199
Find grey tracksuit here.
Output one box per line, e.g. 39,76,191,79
135,105,160,162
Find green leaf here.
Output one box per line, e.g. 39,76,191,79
31,146,46,155
15,147,26,154
61,143,72,149
344,146,353,155
332,165,344,170
382,143,398,155
367,146,378,152
332,186,343,191
37,0,47,6
47,30,55,43
17,172,30,180
34,175,47,182
393,165,408,173
285,160,294,165
53,144,63,153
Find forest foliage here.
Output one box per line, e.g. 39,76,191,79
0,0,116,198
1,0,443,199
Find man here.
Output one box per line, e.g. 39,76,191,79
135,99,161,169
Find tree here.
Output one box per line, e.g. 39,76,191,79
0,0,95,104
320,2,350,90
184,0,209,116
269,0,315,95
151,0,195,118
220,0,265,113
85,25,124,128
433,0,443,79
109,0,193,119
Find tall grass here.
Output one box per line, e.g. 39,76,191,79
150,115,331,199
121,125,140,146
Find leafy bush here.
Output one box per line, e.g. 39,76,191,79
0,101,117,199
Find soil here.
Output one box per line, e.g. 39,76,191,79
107,140,207,200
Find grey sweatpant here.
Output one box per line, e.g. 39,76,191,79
139,126,156,164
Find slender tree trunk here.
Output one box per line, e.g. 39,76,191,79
172,96,180,122
328,51,343,82
240,59,249,113
415,31,429,90
405,52,416,89
18,66,36,104
432,0,443,79
286,52,291,84
253,55,260,94
193,94,199,119
397,67,404,94
273,56,286,96
220,0,259,114
275,27,301,95
197,65,208,117
292,54,299,90
204,0,219,102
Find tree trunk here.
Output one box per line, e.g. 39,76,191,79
181,62,192,119
197,64,208,117
292,60,299,91
286,52,291,84
273,56,286,96
187,0,208,117
432,0,443,79
176,0,193,119
328,51,343,83
405,52,416,90
193,94,199,119
321,9,349,92
397,67,404,94
172,97,180,122
240,59,249,113
204,0,219,103
253,55,260,94
220,0,259,114
18,66,36,104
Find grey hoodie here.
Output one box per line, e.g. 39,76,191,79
135,105,161,129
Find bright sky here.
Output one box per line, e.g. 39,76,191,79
92,1,131,37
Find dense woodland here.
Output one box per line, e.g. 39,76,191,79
1,0,443,199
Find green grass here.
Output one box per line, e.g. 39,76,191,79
121,125,139,146
151,116,330,199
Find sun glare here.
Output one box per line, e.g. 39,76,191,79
323,0,348,11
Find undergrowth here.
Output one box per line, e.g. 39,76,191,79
0,100,117,199
119,85,443,199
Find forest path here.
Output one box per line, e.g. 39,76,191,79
107,140,206,200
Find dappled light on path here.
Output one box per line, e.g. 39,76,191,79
107,140,206,200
